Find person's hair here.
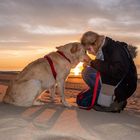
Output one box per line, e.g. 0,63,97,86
81,31,98,46
81,31,102,53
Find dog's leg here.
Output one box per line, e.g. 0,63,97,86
33,89,47,106
33,100,46,106
49,84,56,101
57,80,71,107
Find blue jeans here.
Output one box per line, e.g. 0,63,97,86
82,66,101,103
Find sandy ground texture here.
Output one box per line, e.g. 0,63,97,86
0,73,140,140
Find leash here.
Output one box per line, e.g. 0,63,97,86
87,72,100,110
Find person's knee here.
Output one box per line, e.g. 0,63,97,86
82,66,98,89
82,67,97,79
82,67,92,82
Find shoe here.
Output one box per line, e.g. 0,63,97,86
110,100,127,113
121,100,127,110
93,104,114,112
93,100,127,113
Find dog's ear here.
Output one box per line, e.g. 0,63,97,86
56,46,63,50
70,43,80,53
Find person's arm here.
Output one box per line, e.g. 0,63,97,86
90,49,129,80
91,59,125,78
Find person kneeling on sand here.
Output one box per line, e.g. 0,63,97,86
81,31,137,112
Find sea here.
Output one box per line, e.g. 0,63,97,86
0,66,140,79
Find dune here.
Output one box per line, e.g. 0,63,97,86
0,73,140,140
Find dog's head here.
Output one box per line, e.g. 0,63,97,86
56,42,90,67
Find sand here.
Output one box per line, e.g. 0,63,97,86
0,73,140,140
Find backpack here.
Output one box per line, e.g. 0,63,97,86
76,72,100,110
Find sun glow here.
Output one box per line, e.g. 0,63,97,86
70,53,95,76
73,67,81,76
71,62,83,76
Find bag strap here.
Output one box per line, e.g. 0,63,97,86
87,72,100,110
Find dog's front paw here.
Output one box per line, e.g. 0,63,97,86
33,101,46,106
62,101,72,108
50,96,56,101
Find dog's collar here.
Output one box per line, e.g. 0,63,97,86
57,51,71,63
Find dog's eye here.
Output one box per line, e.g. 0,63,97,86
91,42,95,45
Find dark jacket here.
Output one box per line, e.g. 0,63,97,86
90,37,137,101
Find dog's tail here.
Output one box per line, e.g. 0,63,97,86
3,93,14,104
127,45,138,59
3,81,15,104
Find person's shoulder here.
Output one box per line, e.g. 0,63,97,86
106,37,128,47
116,41,128,47
103,37,116,48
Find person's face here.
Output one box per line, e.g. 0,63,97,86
85,45,96,55
84,38,98,55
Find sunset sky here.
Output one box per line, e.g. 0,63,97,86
0,0,140,71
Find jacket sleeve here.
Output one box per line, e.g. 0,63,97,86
90,59,127,80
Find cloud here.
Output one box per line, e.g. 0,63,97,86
0,0,140,69
22,24,82,35
0,0,140,50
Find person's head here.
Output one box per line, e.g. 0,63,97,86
81,31,104,55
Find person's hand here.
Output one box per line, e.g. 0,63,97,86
83,56,92,68
83,62,89,68
83,55,92,63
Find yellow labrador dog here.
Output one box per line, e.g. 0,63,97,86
3,42,89,107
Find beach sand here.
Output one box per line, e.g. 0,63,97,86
0,72,140,140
